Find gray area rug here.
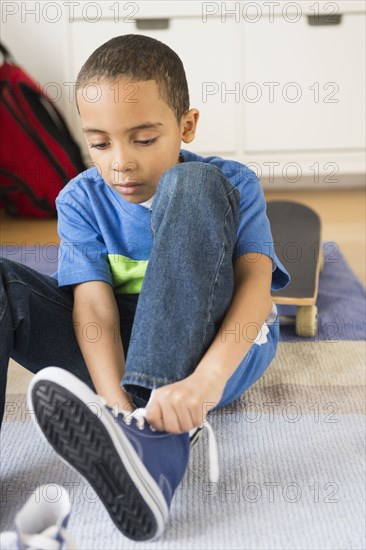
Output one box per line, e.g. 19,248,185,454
1,245,365,548
1,338,365,549
1,410,364,549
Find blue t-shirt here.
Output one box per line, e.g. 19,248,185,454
53,149,290,293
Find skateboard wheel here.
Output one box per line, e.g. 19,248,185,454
295,305,318,337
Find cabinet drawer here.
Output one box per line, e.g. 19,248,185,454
243,11,365,153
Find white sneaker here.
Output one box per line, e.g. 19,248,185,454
0,484,76,549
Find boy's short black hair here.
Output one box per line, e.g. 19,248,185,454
75,34,190,123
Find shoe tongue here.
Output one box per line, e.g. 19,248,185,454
15,485,70,537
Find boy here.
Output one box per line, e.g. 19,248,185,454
1,34,290,542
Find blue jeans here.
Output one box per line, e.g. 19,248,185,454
0,162,279,423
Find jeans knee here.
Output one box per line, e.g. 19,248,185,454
158,162,237,200
154,163,240,231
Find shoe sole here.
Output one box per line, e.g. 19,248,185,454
27,368,168,542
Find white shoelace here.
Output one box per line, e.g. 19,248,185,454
1,525,76,550
99,398,220,483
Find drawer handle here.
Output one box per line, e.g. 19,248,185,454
307,13,342,25
135,18,170,30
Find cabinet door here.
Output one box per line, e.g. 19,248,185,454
243,12,365,153
68,16,241,158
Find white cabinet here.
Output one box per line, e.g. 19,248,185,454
64,1,366,188
243,10,365,153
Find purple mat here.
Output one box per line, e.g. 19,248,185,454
0,243,58,277
1,242,365,342
277,241,365,342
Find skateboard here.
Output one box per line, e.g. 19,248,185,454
266,200,323,337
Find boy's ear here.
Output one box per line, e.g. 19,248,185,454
181,109,199,143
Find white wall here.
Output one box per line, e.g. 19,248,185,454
1,3,71,118
1,1,365,188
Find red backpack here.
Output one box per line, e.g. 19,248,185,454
0,43,86,218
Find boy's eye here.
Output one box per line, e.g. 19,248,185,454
89,138,158,150
89,142,110,150
135,138,158,145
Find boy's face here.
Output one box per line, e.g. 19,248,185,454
77,78,199,204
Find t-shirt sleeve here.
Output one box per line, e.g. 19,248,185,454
233,166,291,291
55,196,113,288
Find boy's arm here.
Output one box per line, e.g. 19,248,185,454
146,253,274,433
72,281,135,413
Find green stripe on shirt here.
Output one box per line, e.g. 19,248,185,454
108,254,148,294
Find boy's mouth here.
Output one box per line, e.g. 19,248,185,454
113,182,143,195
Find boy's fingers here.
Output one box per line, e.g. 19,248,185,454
147,388,157,406
161,401,195,434
145,396,165,431
159,402,181,433
145,386,201,433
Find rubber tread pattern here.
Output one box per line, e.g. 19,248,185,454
31,380,158,541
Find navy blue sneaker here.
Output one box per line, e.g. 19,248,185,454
27,367,219,542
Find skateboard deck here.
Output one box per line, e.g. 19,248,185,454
266,200,323,337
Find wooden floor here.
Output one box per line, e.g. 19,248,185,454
0,188,365,285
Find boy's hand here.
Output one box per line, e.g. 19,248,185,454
145,371,226,434
103,387,136,415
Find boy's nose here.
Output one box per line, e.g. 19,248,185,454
110,160,138,174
